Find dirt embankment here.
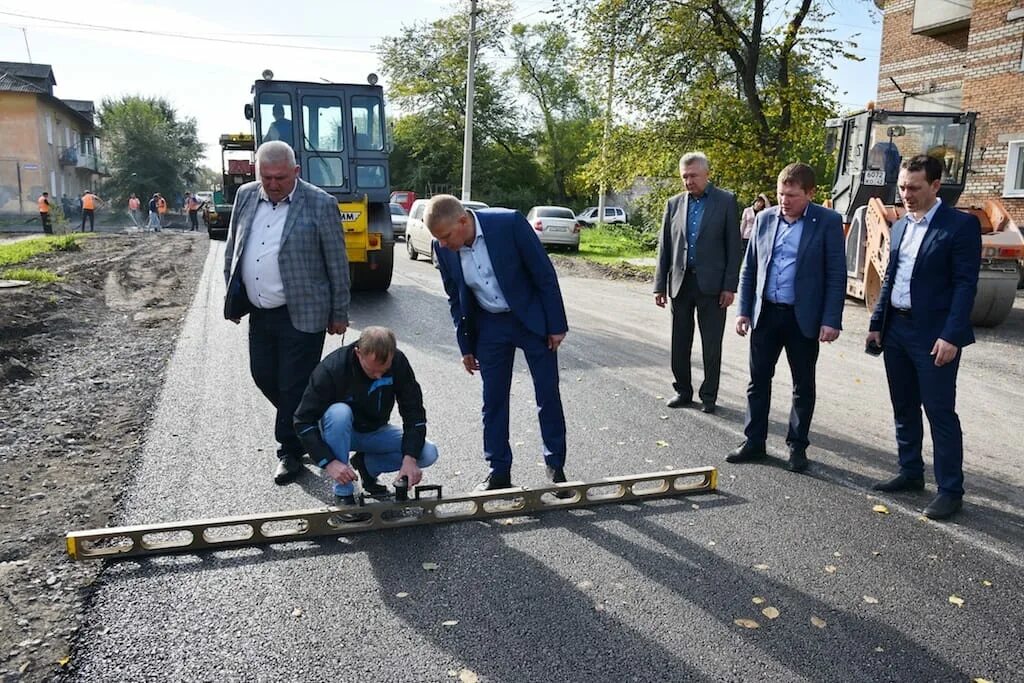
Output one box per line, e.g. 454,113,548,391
0,233,208,682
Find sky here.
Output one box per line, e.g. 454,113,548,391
0,0,883,171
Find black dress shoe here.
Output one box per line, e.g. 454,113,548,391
872,474,925,493
700,402,716,414
547,466,574,499
666,394,693,409
476,473,513,491
786,449,809,473
350,452,389,497
923,493,962,520
725,442,767,463
273,455,303,485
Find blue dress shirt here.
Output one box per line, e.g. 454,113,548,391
765,212,805,305
685,190,707,268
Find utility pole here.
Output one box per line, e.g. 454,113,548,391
461,0,478,201
597,44,616,227
22,28,32,62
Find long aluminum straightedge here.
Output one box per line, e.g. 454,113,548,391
66,467,717,561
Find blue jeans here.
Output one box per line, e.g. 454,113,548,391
320,403,439,496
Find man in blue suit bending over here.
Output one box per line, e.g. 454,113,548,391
728,162,846,473
867,154,981,520
426,194,570,492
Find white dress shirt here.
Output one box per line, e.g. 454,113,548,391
459,213,511,313
241,184,296,309
890,198,942,310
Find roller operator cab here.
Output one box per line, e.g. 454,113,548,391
245,75,394,291
827,109,1023,327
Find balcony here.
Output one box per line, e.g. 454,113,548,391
912,0,972,36
58,146,109,175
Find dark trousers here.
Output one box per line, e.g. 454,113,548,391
189,210,199,231
40,212,52,234
80,208,94,232
248,306,326,459
743,302,820,451
883,314,964,497
670,271,726,403
476,310,566,475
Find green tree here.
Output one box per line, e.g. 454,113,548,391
508,22,601,204
98,96,204,205
565,0,863,219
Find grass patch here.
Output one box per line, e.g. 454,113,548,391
2,267,62,283
0,233,87,267
578,225,657,264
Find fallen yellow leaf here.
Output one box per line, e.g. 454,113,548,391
659,415,669,420
872,504,890,514
442,620,459,627
762,606,780,620
422,562,439,571
981,580,992,587
971,678,993,683
752,597,765,605
291,608,303,618
811,616,827,629
824,565,837,574
656,440,669,447
459,670,480,683
58,656,71,667
395,592,409,598
949,594,965,607
752,564,770,571
734,618,760,629
863,595,879,604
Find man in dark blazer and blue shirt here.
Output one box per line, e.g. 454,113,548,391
224,141,350,485
729,162,846,473
426,195,570,492
654,152,742,414
867,154,981,520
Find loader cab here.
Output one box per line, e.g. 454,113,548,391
827,110,976,223
245,77,390,204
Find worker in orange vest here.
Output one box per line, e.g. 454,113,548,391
185,191,203,231
156,193,168,229
38,191,52,234
80,190,101,232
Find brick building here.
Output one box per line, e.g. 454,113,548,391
0,61,106,217
875,0,1024,222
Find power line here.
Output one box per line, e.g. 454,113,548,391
0,10,378,54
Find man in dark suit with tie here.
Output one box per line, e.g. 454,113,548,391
224,141,350,485
425,195,570,492
654,152,742,414
728,162,846,472
867,154,981,520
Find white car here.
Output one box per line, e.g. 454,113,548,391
526,205,581,250
389,202,408,239
576,205,627,226
406,198,489,264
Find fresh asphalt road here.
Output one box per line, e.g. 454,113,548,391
72,241,1024,682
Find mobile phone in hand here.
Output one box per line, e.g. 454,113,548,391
865,339,883,356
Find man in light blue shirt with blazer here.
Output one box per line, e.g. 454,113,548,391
426,195,570,493
729,162,846,473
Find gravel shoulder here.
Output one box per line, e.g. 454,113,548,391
0,233,208,681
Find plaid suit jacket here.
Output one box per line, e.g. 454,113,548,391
224,178,350,333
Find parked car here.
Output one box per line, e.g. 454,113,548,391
389,202,409,239
390,190,416,213
406,198,489,264
526,205,581,250
576,205,627,226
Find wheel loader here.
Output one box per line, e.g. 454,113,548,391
826,108,1023,327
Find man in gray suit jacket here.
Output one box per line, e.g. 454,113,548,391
224,141,351,485
654,152,742,414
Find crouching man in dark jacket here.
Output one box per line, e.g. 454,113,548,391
294,326,438,505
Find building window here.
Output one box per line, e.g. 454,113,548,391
46,114,53,145
1004,141,1024,198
